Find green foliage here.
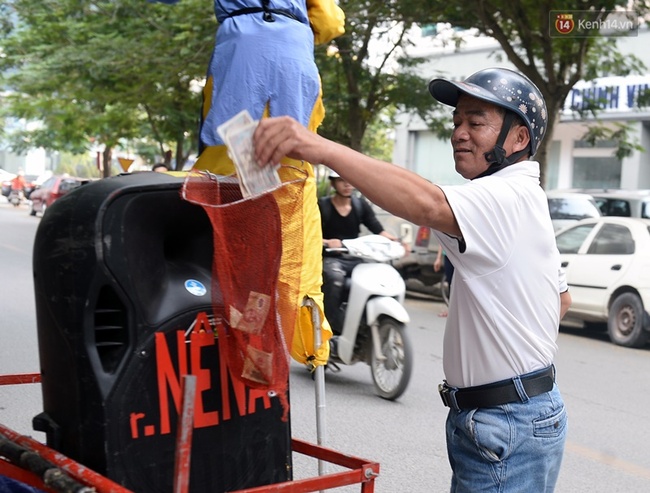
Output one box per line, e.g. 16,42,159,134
316,0,448,153
55,153,103,179
361,108,396,161
2,0,647,183
131,140,165,168
315,166,333,199
0,0,214,173
581,122,645,160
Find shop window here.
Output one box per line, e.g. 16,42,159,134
572,156,621,189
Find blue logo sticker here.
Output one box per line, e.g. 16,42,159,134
184,279,207,297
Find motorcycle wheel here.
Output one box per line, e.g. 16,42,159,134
370,316,413,400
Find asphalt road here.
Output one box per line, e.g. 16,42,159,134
1,198,650,492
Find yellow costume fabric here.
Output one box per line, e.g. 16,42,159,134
194,0,344,368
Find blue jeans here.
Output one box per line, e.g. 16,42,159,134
446,383,567,492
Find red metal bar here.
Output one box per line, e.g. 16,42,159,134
0,374,378,493
230,438,379,493
0,373,41,385
0,459,57,493
173,374,197,493
0,423,133,493
0,428,379,493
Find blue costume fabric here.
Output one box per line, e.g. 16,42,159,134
203,1,320,147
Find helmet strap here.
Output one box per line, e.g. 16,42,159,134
476,112,529,179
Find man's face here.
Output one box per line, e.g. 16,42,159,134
451,95,506,180
332,177,354,197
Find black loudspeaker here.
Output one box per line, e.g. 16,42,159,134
32,172,291,492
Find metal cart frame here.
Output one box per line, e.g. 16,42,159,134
1,373,379,493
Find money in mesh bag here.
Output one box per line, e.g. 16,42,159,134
242,345,274,385
217,110,281,198
229,291,272,336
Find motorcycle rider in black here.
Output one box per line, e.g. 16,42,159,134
318,171,399,335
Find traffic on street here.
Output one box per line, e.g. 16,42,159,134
1,199,650,492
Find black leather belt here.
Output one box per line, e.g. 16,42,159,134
438,366,555,410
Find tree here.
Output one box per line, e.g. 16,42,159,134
1,0,446,171
431,0,650,184
0,0,214,174
316,0,449,155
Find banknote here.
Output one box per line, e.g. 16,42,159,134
230,291,271,335
226,121,281,197
242,345,274,384
217,109,254,145
239,291,271,334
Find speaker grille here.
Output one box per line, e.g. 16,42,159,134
94,286,129,373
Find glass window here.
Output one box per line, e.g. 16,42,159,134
593,197,608,215
547,197,600,221
587,223,634,255
556,223,597,254
642,201,650,219
573,139,617,148
544,140,561,190
604,199,631,216
59,179,82,192
572,156,621,189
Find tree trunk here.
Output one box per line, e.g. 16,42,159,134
536,92,564,189
164,150,173,169
102,146,112,179
175,139,184,171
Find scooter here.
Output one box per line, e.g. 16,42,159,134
326,235,413,400
8,189,24,207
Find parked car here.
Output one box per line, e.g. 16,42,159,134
546,190,602,231
371,204,444,296
556,216,650,348
29,175,87,216
589,189,650,219
394,225,445,294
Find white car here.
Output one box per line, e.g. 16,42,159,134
546,190,602,231
589,189,650,219
556,216,650,347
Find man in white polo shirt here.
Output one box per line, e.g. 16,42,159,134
252,67,571,492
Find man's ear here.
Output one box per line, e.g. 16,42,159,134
512,125,531,153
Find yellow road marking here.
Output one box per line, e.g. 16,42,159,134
567,440,650,481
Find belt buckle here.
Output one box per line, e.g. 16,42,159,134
438,382,460,410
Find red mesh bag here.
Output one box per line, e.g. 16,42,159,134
182,171,305,420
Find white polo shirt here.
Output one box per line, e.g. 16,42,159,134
435,161,562,388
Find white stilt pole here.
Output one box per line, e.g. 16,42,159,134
302,296,327,481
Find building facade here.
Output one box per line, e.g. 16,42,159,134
392,27,650,191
